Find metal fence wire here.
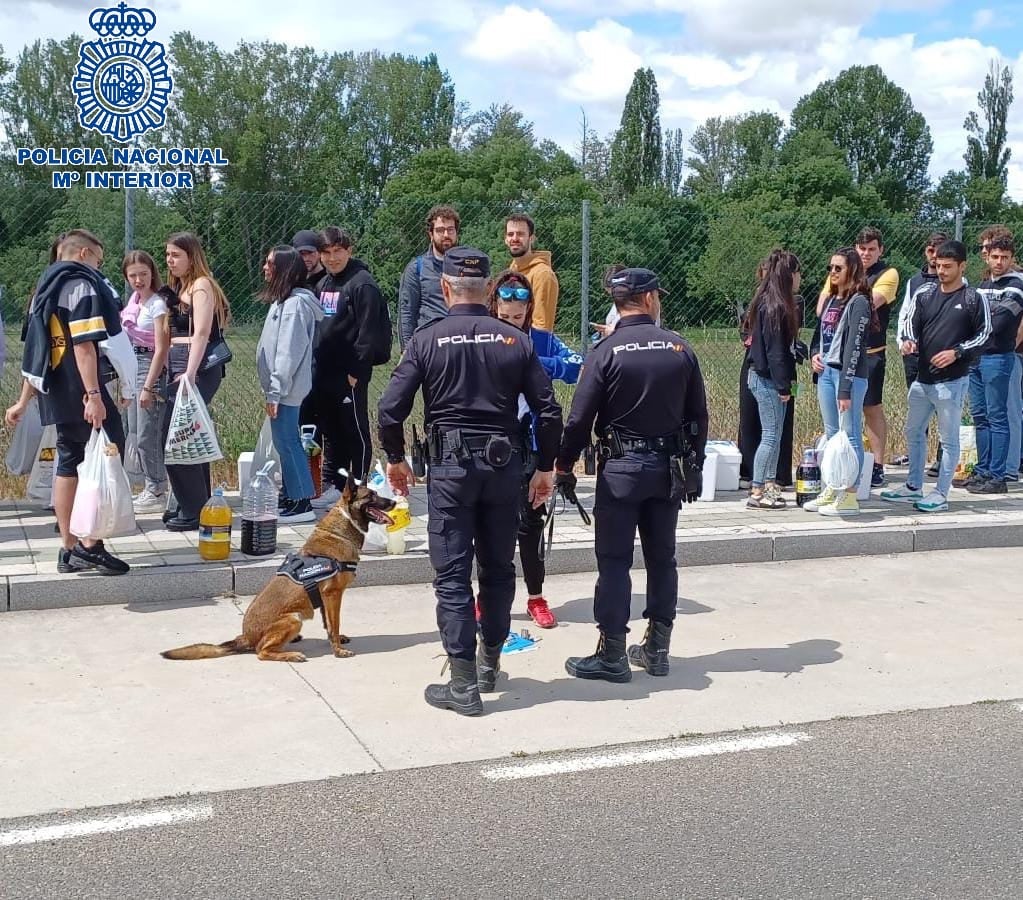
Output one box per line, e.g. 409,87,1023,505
1,184,981,496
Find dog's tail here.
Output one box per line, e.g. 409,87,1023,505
161,635,251,660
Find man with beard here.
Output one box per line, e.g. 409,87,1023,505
292,229,326,290
398,205,460,346
505,213,559,332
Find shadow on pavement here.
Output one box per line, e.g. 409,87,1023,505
486,638,843,711
298,630,441,657
124,597,220,613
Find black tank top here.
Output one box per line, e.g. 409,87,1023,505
167,289,223,341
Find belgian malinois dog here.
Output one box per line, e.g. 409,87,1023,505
161,475,395,662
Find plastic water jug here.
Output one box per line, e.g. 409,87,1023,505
241,461,278,556
198,486,232,561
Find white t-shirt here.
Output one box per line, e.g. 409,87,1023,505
136,294,168,332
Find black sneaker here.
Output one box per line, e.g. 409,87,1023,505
926,463,940,477
69,540,129,575
969,479,1007,495
871,464,886,488
57,548,77,574
279,498,316,524
165,516,200,532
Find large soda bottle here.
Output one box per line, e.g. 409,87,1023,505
241,461,278,556
796,448,821,507
198,486,232,561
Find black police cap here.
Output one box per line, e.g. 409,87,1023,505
608,267,666,296
443,246,490,278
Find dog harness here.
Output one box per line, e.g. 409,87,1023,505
275,552,357,610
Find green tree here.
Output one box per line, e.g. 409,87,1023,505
662,126,685,197
790,65,933,212
609,67,662,195
963,61,1014,220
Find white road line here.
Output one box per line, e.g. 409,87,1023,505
0,803,214,847
482,731,812,781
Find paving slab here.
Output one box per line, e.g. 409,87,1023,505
2,548,1020,819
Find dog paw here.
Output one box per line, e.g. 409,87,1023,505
339,633,351,644
333,647,355,659
288,652,307,662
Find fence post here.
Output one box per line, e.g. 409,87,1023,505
123,185,135,298
955,209,963,242
580,199,590,349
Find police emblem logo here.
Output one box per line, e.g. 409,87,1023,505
72,3,172,143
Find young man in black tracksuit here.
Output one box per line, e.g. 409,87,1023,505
304,226,391,504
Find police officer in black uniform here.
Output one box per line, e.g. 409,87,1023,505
556,268,708,683
378,247,563,716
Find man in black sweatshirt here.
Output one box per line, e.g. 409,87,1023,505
965,234,1023,493
884,240,991,513
305,226,392,500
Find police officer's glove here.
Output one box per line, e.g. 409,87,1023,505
555,470,578,500
681,468,702,504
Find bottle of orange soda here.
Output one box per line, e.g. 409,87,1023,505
199,486,232,561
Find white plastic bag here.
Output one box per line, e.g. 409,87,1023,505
70,427,136,540
247,415,281,495
123,427,144,483
5,395,43,475
821,430,859,490
26,424,58,502
363,461,391,552
958,425,977,467
164,377,222,466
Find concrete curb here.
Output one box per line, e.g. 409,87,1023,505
4,517,1023,611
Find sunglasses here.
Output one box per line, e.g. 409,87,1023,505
497,285,530,301
827,265,845,273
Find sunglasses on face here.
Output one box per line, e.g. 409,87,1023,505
827,265,845,273
497,285,530,300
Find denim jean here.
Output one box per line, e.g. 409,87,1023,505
1006,354,1022,477
817,366,868,483
747,370,785,487
968,353,1016,480
125,349,167,494
906,377,969,497
271,403,315,501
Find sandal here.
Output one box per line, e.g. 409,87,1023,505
747,488,787,510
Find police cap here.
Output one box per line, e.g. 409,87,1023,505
608,267,667,297
443,246,490,278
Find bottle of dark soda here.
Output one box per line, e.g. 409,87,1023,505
796,448,821,507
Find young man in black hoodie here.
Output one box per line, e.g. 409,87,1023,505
305,226,391,503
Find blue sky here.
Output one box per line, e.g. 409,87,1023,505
5,1,1023,197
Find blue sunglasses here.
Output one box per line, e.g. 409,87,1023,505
497,285,530,301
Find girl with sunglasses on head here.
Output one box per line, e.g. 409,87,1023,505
807,247,876,516
484,270,583,628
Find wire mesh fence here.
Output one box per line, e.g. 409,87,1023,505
0,184,983,497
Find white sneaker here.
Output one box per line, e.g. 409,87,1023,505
311,486,341,509
133,489,166,512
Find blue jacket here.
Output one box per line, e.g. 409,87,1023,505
531,327,582,384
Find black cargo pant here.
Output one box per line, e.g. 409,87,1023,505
593,451,679,635
428,450,522,660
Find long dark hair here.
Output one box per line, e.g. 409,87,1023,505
166,231,231,328
828,246,878,332
260,245,307,303
744,249,800,340
487,270,534,330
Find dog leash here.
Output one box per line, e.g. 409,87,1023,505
541,483,592,562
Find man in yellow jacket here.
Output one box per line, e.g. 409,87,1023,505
505,213,559,332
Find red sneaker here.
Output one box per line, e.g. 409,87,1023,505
527,597,557,628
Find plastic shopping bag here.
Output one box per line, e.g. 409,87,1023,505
250,415,281,492
123,426,144,484
164,377,223,466
70,427,136,540
958,425,977,467
363,461,391,552
26,424,58,502
5,395,44,475
821,430,860,490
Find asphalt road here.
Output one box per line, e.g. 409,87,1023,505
2,701,1021,900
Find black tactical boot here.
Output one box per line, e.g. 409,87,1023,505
565,633,632,683
627,620,672,676
424,657,484,716
476,642,504,693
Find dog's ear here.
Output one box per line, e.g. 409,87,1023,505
341,472,356,501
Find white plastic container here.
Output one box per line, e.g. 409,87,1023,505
856,451,874,501
706,440,741,491
697,452,718,502
237,451,254,498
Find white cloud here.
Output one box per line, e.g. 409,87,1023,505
971,8,995,31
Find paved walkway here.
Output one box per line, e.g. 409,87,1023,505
2,470,1023,610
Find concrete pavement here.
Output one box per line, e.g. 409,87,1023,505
3,471,1023,611
1,547,1021,820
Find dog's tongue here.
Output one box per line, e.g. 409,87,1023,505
369,508,393,526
